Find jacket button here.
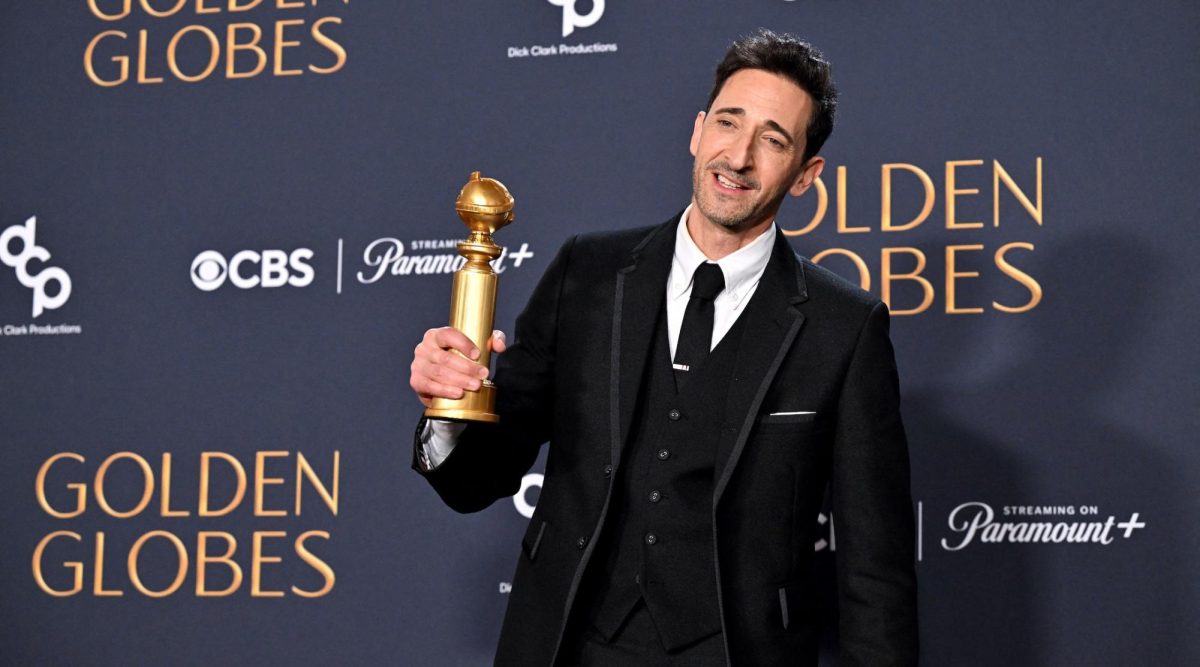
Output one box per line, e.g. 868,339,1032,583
657,448,670,461
576,536,588,550
645,533,658,546
648,490,661,503
667,408,681,421
602,464,612,477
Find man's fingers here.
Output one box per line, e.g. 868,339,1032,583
416,336,487,378
426,347,486,378
409,326,495,407
429,326,480,359
491,330,507,354
413,358,483,391
417,379,464,402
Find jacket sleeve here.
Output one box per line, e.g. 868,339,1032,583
831,300,919,666
411,235,577,513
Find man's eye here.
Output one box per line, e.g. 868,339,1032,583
766,137,785,148
716,119,734,128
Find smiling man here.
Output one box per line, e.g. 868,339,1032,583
410,30,918,666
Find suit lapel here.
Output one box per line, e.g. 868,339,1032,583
609,220,675,469
713,231,809,506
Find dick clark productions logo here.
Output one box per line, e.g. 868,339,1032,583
548,0,604,37
1,216,72,317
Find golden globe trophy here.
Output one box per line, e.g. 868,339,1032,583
424,171,514,423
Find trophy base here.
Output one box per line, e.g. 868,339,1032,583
425,382,500,423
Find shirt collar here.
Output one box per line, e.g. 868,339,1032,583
669,204,776,302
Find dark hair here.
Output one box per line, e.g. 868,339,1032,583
706,29,837,161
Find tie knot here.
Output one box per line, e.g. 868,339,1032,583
691,262,725,301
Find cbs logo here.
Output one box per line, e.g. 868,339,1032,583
191,248,314,291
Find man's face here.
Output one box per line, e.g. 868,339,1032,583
689,68,824,233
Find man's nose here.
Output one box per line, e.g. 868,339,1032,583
722,132,755,171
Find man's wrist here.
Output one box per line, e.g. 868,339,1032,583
417,417,467,470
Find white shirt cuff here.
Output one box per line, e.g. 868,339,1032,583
420,419,467,470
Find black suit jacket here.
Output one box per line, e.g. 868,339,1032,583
416,216,918,666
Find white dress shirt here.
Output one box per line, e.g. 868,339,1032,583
420,206,777,469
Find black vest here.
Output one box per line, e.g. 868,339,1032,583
579,304,747,652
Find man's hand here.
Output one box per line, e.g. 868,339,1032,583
410,327,507,408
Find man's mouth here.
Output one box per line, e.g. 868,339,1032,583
714,172,752,191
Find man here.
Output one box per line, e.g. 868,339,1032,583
410,30,917,666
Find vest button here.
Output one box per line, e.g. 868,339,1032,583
648,490,661,503
602,463,613,477
668,408,681,421
576,536,588,550
645,532,658,545
656,448,670,461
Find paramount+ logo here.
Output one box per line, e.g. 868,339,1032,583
191,248,314,291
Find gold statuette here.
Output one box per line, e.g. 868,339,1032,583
424,171,514,423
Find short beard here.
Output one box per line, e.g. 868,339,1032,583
691,161,763,231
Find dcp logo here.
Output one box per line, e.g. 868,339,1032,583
0,216,72,317
548,0,604,37
191,248,315,291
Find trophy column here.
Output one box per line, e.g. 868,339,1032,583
424,171,514,423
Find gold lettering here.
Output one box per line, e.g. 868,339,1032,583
255,451,288,517
273,19,305,76
128,531,188,598
993,242,1043,313
881,163,935,232
295,451,339,516
781,174,826,236
32,531,83,597
137,29,164,84
167,25,221,83
945,159,984,229
95,452,154,519
88,0,133,20
196,532,243,597
160,453,189,517
196,0,220,14
199,452,247,517
93,531,123,596
226,23,267,79
292,530,335,598
139,0,188,18
835,166,868,233
811,248,870,291
251,531,287,597
994,158,1043,227
229,0,265,10
880,247,934,316
84,31,130,87
945,244,985,314
36,452,87,518
309,17,347,75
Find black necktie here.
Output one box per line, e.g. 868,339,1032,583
674,262,725,381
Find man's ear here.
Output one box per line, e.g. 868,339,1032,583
789,156,825,197
689,111,705,157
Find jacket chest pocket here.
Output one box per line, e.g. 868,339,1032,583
746,416,833,472
752,413,829,440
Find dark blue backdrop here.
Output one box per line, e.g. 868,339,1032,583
2,1,1197,665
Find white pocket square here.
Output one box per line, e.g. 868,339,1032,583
768,411,816,416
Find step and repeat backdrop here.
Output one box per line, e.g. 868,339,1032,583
2,1,1197,665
